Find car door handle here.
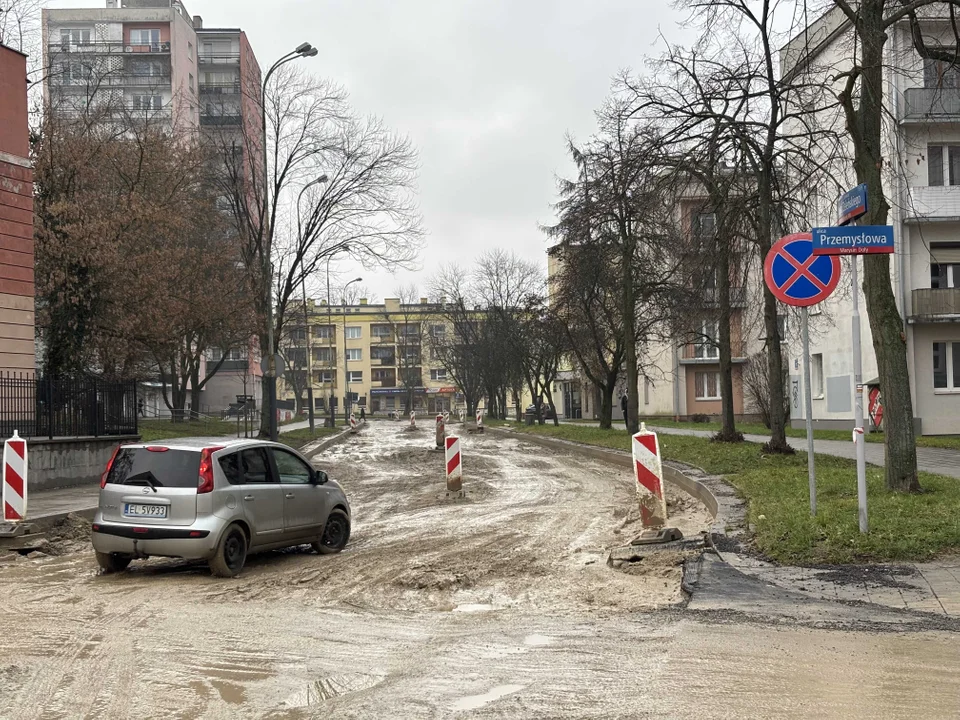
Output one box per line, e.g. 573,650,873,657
285,493,295,499
243,495,255,501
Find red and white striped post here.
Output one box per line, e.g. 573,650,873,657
2,430,28,523
632,423,667,529
349,412,358,433
435,413,445,449
410,410,416,429
445,435,462,492
476,408,484,432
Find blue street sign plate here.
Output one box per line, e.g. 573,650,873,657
811,225,894,256
764,233,841,307
837,184,867,226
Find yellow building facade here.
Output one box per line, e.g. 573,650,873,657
278,297,460,417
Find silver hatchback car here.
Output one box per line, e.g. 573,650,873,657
92,438,351,577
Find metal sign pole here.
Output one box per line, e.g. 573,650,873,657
850,255,868,533
801,307,816,516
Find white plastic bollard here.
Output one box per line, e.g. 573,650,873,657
435,413,445,448
2,430,28,522
445,435,462,492
632,423,667,529
476,408,484,431
410,411,416,428
349,413,358,433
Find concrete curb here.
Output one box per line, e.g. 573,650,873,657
300,422,365,459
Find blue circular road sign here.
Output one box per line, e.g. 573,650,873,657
763,233,841,308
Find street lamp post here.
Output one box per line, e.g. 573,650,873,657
260,41,318,442
342,277,363,422
295,175,329,435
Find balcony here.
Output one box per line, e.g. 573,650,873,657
903,186,960,223
680,343,747,363
199,82,240,95
373,356,396,366
50,41,171,55
910,288,960,322
698,287,748,307
200,114,242,126
902,87,960,123
198,54,240,65
54,74,172,88
371,335,395,345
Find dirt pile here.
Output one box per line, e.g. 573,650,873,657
41,513,92,556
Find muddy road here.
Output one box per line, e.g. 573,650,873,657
1,422,959,718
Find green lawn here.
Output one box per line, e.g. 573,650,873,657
566,416,960,451
492,421,960,565
275,426,339,450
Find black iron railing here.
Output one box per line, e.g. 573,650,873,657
0,372,138,439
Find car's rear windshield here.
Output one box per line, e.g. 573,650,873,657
106,448,200,489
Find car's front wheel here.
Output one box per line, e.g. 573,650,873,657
95,551,132,573
312,509,350,555
209,524,248,578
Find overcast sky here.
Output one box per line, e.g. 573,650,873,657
48,0,692,301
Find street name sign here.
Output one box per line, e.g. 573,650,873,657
811,225,894,256
763,232,841,308
837,183,867,226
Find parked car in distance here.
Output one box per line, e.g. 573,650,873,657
525,404,556,420
92,438,350,578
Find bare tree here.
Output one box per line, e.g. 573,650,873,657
211,64,424,436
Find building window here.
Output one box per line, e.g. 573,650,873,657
931,262,960,289
694,211,716,241
60,28,91,47
314,325,333,340
317,370,334,384
131,60,163,77
348,371,363,384
130,29,161,49
188,72,195,93
924,57,960,89
132,94,163,110
811,353,824,398
777,314,788,342
933,342,960,390
346,326,362,339
694,321,719,359
430,368,447,381
430,324,446,337
371,324,392,338
188,41,193,60
313,347,333,364
927,145,960,187
346,348,362,362
694,371,721,400
644,378,651,405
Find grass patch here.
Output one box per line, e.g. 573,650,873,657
138,418,239,443
494,421,960,565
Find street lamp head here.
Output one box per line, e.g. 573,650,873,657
351,277,363,284
304,48,319,57
295,42,313,54
316,174,329,184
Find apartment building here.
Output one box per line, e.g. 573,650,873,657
0,43,34,375
781,7,960,435
278,298,461,417
546,189,764,423
41,0,265,415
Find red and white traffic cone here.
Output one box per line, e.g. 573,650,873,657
631,423,681,545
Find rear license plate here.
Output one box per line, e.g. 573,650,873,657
123,503,167,518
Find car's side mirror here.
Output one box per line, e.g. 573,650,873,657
312,469,328,485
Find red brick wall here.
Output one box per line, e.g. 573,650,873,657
0,45,35,374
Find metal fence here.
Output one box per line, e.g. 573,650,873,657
0,373,138,440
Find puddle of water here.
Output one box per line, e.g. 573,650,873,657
452,684,526,711
452,603,494,613
283,673,385,707
523,634,553,647
210,679,245,705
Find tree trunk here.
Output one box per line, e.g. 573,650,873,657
598,379,615,429
258,330,272,438
622,240,640,436
190,366,202,421
849,0,919,491
716,235,740,442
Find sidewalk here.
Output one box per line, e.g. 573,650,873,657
651,425,960,480
29,484,99,524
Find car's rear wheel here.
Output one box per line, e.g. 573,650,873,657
209,524,248,578
95,551,132,573
312,509,350,555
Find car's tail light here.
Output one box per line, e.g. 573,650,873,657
101,445,121,488
197,446,224,494
145,446,169,452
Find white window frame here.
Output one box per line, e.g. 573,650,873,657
811,353,824,399
933,341,960,392
129,29,161,48
346,348,362,362
430,368,447,381
318,370,334,383
132,94,163,111
346,326,362,339
60,28,91,47
348,370,363,384
694,320,719,359
694,371,721,400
